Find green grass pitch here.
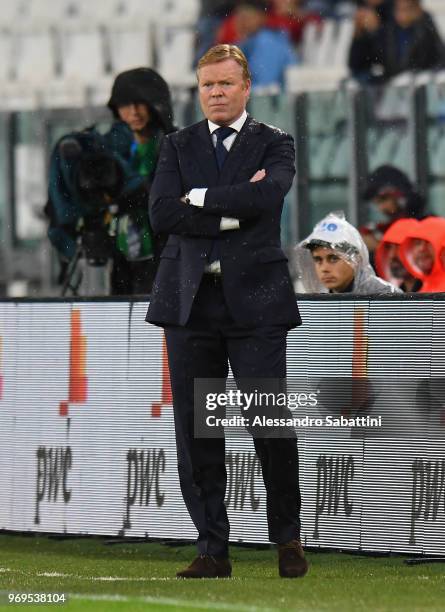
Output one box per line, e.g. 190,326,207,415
0,533,444,611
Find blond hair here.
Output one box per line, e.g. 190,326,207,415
197,44,251,84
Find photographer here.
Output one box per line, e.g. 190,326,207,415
46,127,145,295
47,68,175,296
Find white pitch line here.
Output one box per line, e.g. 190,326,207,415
37,572,174,581
2,567,246,583
70,592,277,612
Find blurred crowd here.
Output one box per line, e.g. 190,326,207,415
44,1,445,298
295,163,445,295
195,0,445,90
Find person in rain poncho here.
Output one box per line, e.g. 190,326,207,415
375,218,423,292
295,212,401,294
399,216,445,292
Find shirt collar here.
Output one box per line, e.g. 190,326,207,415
208,110,248,135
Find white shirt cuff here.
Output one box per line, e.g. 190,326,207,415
220,217,240,231
187,188,207,207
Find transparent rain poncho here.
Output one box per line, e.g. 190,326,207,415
294,212,401,294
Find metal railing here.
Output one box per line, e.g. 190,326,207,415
0,73,443,297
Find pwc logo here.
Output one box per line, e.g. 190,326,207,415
59,309,88,417
151,335,172,417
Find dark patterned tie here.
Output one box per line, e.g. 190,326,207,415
208,126,236,265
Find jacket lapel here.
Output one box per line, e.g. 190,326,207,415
217,115,263,186
189,120,219,186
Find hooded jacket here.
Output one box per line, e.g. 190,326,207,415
107,67,175,135
375,217,420,285
399,216,445,292
295,212,401,294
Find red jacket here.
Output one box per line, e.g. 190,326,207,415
398,217,445,292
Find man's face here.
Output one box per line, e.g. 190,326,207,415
374,191,400,218
410,238,434,274
311,246,355,292
198,59,251,126
394,0,422,28
384,243,410,279
117,103,151,133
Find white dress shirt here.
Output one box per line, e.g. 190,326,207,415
186,110,247,273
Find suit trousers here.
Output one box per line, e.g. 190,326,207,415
164,274,301,557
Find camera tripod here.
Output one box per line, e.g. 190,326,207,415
61,236,112,297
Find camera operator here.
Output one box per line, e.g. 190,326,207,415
105,67,176,295
46,127,145,295
46,68,175,296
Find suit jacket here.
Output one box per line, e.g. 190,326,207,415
145,114,301,329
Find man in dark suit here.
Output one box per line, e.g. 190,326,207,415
146,44,307,579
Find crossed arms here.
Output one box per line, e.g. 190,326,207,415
149,130,296,238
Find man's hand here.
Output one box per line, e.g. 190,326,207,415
250,169,266,182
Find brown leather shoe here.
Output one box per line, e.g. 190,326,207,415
176,555,232,579
277,540,308,578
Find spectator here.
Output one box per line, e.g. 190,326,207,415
348,0,445,82
375,218,423,291
399,216,445,292
265,0,322,46
295,212,401,293
217,0,320,47
360,164,426,254
356,0,393,25
218,1,298,90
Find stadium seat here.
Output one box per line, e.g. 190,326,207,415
313,19,336,67
12,28,55,83
66,0,155,25
58,26,106,82
0,82,39,111
288,18,353,92
0,1,28,29
332,19,354,68
0,31,13,84
19,0,62,27
156,25,196,87
38,80,88,108
301,21,320,65
157,0,200,25
107,25,154,73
